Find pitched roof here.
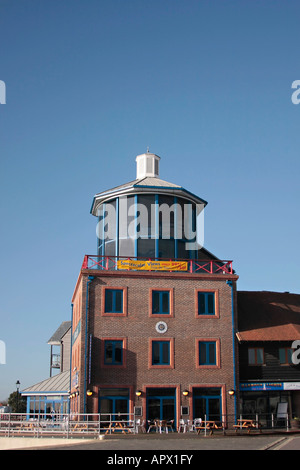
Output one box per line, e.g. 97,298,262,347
237,291,300,341
21,370,70,395
47,321,71,345
90,176,208,215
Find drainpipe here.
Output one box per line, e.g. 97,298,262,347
84,276,94,415
226,280,237,423
69,302,74,415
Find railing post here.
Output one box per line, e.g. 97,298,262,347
82,255,88,269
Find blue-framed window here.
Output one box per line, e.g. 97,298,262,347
152,341,170,366
152,290,170,315
104,340,123,365
198,341,217,366
198,292,215,315
105,289,123,313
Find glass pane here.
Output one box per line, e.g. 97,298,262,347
198,293,206,314
115,290,123,313
199,343,207,364
162,342,170,364
158,195,175,239
279,348,286,364
248,348,255,364
114,342,123,364
208,398,221,421
119,237,135,257
208,343,216,364
152,292,160,313
162,398,174,421
137,195,156,238
105,291,113,312
162,292,169,313
257,348,264,364
148,398,160,421
152,342,160,364
137,238,155,258
207,293,215,314
105,342,113,363
158,239,175,259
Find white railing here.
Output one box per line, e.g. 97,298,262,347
0,413,294,438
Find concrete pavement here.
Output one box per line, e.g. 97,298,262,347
1,433,299,451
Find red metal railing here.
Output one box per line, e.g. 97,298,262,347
82,255,233,275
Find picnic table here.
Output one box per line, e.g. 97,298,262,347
195,420,224,435
233,419,262,433
105,421,133,435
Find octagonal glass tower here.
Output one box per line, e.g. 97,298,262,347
90,152,207,263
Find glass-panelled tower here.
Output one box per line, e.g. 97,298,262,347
90,152,208,262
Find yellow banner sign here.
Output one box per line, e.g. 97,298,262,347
117,259,188,271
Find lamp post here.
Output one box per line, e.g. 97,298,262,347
16,380,20,413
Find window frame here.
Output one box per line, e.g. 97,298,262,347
149,338,174,369
101,337,127,368
196,338,220,369
195,289,219,318
279,347,293,365
101,286,128,317
149,288,174,317
248,347,264,366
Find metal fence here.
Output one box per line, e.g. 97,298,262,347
0,413,296,438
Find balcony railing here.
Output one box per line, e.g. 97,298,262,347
82,255,233,275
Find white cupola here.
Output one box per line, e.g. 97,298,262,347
136,152,160,179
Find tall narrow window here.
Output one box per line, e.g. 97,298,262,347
104,340,123,365
198,292,215,316
150,288,173,317
152,291,170,315
198,341,216,366
279,347,293,365
102,287,127,316
152,341,170,365
248,348,264,365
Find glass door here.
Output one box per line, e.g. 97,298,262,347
193,388,222,421
99,389,129,421
146,388,176,426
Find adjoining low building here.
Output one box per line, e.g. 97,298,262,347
237,290,300,420
21,322,71,417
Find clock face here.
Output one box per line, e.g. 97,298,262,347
155,321,168,334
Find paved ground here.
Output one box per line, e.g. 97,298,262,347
1,433,300,451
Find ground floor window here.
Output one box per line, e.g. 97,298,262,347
26,395,69,419
146,388,176,424
192,387,222,421
240,391,291,423
98,388,129,421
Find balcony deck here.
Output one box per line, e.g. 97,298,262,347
82,255,233,275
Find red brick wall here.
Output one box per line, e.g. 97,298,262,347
73,270,239,425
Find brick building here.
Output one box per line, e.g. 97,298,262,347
237,290,300,421
69,152,239,427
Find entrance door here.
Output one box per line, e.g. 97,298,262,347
99,389,129,421
193,388,222,421
146,388,176,423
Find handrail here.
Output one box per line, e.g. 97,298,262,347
82,255,233,274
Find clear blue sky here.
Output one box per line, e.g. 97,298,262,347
0,0,299,400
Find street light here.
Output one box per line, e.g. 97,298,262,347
16,380,20,413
